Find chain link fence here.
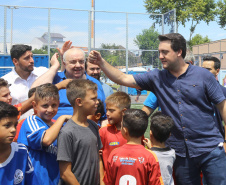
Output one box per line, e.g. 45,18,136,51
0,5,176,74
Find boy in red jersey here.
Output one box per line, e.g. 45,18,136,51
99,92,131,176
104,109,163,185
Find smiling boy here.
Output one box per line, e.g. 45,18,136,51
18,83,71,185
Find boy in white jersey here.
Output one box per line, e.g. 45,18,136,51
0,101,35,184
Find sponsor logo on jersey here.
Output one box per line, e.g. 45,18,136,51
119,157,137,165
14,169,24,184
109,142,119,146
138,157,145,163
113,156,118,162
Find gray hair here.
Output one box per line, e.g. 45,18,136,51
63,48,85,62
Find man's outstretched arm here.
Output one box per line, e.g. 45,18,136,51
88,50,140,89
31,53,60,88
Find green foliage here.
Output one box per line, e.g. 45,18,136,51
217,0,226,28
134,26,160,67
144,0,217,40
32,46,62,65
99,43,138,67
188,34,211,49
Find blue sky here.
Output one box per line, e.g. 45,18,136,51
0,0,225,49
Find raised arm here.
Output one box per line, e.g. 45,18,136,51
31,53,60,88
88,50,140,89
57,40,72,72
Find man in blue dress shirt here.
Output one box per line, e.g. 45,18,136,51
88,33,226,185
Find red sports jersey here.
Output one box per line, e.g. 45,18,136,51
104,144,164,185
14,103,22,120
99,124,127,170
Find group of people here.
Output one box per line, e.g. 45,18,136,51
0,32,225,185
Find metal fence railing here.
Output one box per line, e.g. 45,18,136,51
0,5,176,72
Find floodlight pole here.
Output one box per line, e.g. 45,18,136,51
91,0,95,49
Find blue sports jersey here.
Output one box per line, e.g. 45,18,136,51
0,142,35,185
18,115,59,185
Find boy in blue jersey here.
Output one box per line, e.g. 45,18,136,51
0,101,35,185
18,83,71,185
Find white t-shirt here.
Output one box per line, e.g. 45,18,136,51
2,66,48,119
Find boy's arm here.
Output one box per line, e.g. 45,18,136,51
99,154,105,185
59,161,80,185
142,106,155,117
31,53,60,88
55,79,72,90
88,51,140,89
148,157,164,185
42,115,71,147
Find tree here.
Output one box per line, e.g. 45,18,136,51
99,43,138,67
134,26,160,67
188,34,211,49
144,0,216,41
217,0,226,28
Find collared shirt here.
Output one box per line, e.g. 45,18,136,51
52,70,106,120
134,64,225,157
101,81,113,98
2,67,48,120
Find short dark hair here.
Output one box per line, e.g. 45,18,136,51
0,78,9,88
150,111,174,143
158,33,187,59
66,79,97,107
35,83,59,102
0,101,19,120
28,87,37,98
106,91,131,110
10,44,32,60
96,99,105,116
203,56,221,70
122,109,148,138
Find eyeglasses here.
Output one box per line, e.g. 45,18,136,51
67,60,85,65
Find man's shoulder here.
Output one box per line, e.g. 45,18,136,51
53,71,65,84
2,70,16,82
86,74,102,86
32,66,48,76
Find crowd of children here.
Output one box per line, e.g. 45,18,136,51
0,73,176,184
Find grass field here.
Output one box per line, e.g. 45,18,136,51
131,104,150,139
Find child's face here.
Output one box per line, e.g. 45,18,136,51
81,89,98,116
33,97,59,124
0,86,12,104
106,103,123,125
0,117,17,144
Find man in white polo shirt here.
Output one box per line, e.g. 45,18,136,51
2,45,48,119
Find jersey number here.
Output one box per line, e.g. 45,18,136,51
119,175,137,185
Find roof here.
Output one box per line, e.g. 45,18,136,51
42,32,65,38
